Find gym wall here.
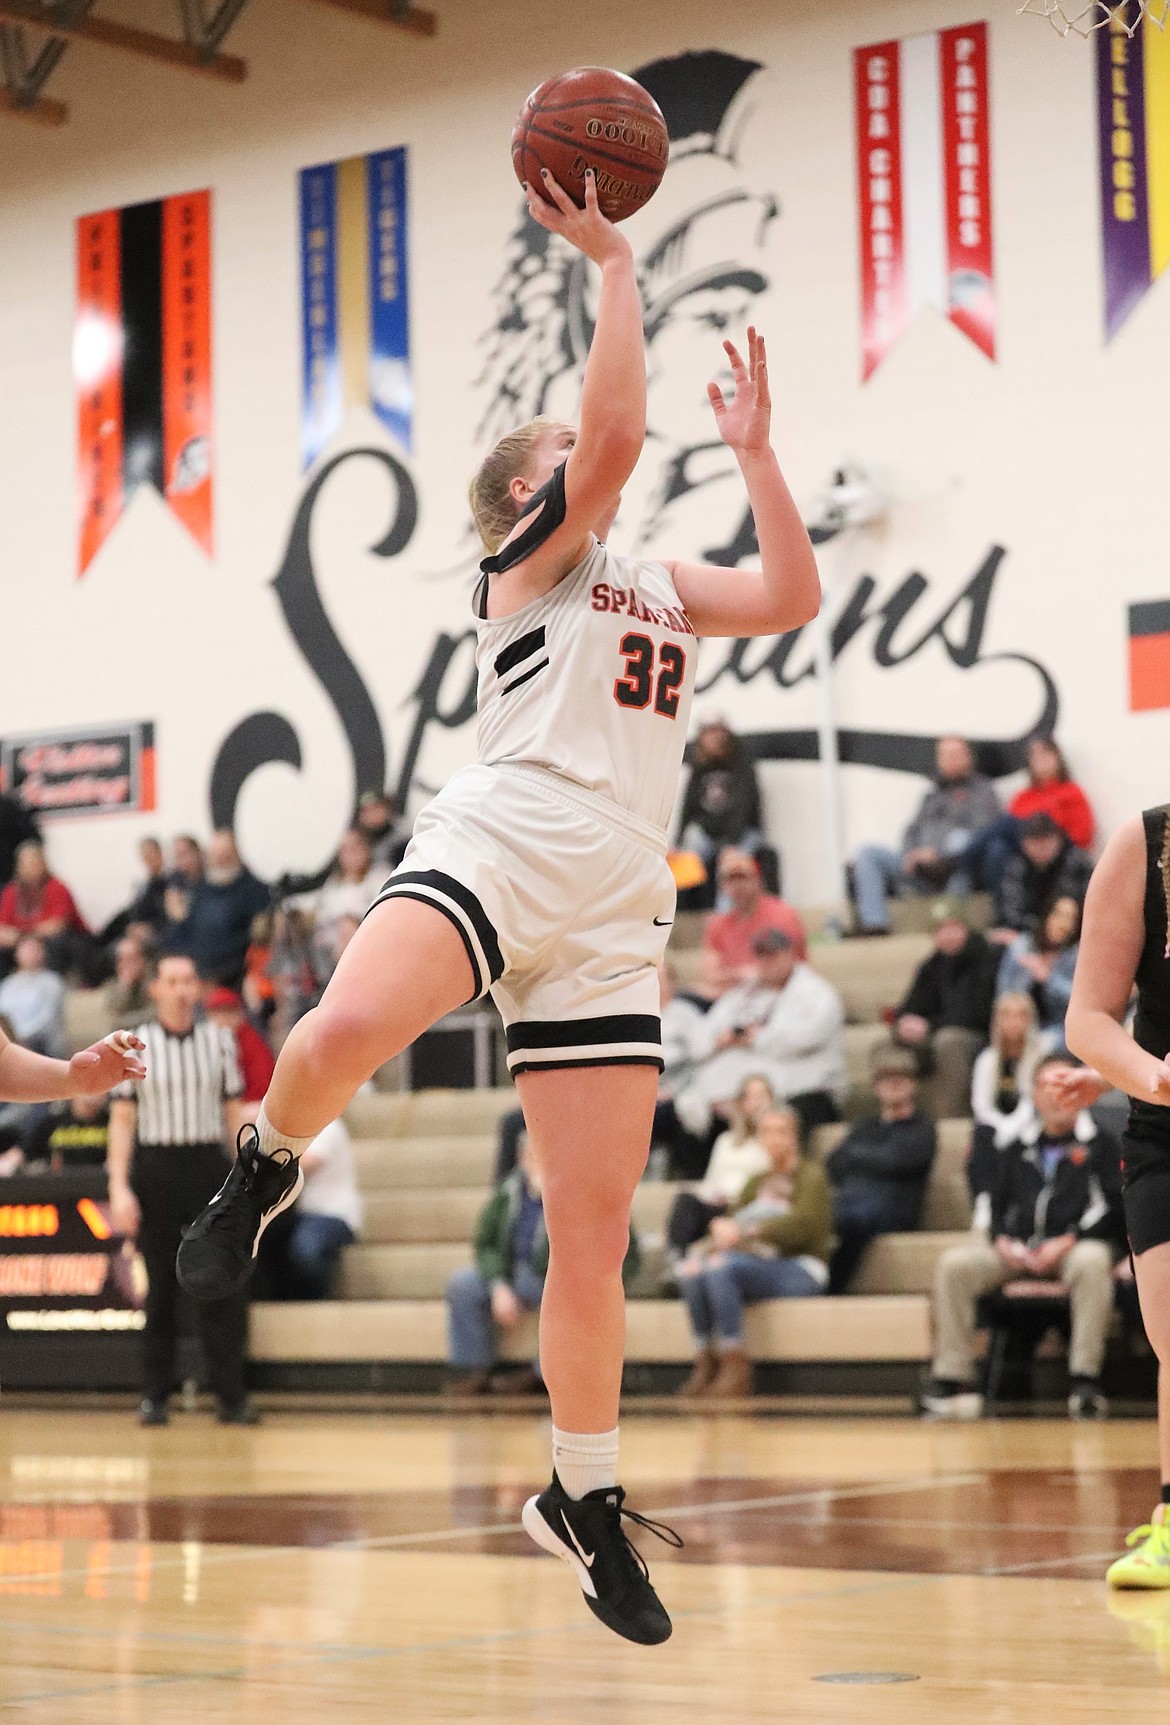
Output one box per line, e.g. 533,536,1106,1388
0,0,1164,920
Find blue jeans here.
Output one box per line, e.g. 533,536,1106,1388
283,1213,356,1299
854,844,972,932
679,1251,821,1344
446,1260,545,1370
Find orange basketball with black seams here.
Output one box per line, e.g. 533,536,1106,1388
512,66,669,223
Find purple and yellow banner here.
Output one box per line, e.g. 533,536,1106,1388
1096,6,1170,339
299,146,412,469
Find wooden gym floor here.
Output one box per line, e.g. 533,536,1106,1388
0,1404,1167,1720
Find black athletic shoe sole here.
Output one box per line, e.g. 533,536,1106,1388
521,1492,673,1645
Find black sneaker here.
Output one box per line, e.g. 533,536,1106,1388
139,1397,169,1427
521,1472,682,1645
176,1126,303,1300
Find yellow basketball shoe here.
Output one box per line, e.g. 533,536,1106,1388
1107,1507,1170,1590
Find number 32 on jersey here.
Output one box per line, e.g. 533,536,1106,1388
613,632,687,719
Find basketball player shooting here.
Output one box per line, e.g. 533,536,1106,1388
0,1023,145,1105
174,163,820,1644
1065,809,1170,1588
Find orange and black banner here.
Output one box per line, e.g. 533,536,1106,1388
76,189,213,576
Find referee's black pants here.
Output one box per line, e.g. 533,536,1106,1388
131,1142,249,1407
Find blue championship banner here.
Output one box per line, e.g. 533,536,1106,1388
299,145,412,469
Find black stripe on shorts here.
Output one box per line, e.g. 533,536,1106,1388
371,869,504,999
504,1014,661,1052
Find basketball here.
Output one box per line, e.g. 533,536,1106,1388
511,66,669,223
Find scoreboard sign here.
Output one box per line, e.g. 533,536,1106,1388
0,1172,143,1389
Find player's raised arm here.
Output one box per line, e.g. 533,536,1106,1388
521,169,645,542
0,1024,146,1104
666,329,821,639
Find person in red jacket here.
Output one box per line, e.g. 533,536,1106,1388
204,985,276,1117
1008,736,1095,850
963,736,1096,908
0,839,90,978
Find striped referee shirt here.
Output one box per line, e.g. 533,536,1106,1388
114,1019,243,1146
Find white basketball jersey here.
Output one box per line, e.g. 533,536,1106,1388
474,538,699,832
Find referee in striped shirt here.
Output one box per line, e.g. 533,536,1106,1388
107,953,254,1426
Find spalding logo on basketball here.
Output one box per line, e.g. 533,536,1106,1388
511,66,670,223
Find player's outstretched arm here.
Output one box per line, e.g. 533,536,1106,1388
1065,817,1170,1102
522,169,644,536
667,329,821,639
0,1026,146,1105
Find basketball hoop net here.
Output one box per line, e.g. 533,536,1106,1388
1018,0,1169,35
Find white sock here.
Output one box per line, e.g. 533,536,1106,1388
552,1426,620,1500
254,1103,316,1161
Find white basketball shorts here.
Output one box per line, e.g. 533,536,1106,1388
368,762,676,1075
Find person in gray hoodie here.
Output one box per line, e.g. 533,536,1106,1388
853,737,1002,934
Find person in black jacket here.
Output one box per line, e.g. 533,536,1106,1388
0,793,39,890
826,1046,937,1292
893,900,999,1119
164,831,269,989
995,812,1093,938
921,1054,1124,1421
677,717,762,878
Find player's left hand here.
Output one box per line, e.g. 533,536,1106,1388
708,326,771,455
69,1031,146,1097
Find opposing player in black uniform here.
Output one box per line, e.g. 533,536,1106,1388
1066,806,1170,1585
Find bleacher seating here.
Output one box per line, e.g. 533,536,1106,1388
61,897,996,1388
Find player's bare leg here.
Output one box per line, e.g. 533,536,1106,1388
1109,1241,1170,1586
177,898,475,1299
517,1062,681,1643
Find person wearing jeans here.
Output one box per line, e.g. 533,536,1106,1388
677,1106,832,1399
446,1136,641,1393
277,1116,362,1298
852,737,1002,934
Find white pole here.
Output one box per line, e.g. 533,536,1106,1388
812,531,850,932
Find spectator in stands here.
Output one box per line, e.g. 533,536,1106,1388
355,790,409,872
701,849,807,996
893,899,999,1120
677,716,763,879
101,935,153,1032
0,840,91,979
995,813,1092,939
22,1092,110,1170
852,736,1002,935
266,906,321,1048
242,911,276,1025
666,1074,775,1259
274,1116,363,1299
677,929,845,1143
170,833,204,888
99,837,170,948
447,1137,640,1394
676,1106,832,1398
996,895,1080,1037
826,1047,937,1294
0,934,65,1057
204,986,276,1117
0,790,38,889
960,736,1096,903
967,992,1050,1221
1010,736,1095,850
650,959,712,1178
164,829,269,988
289,829,382,967
920,1055,1123,1421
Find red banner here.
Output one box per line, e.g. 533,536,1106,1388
940,23,995,360
75,210,124,576
855,41,909,380
162,190,213,556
